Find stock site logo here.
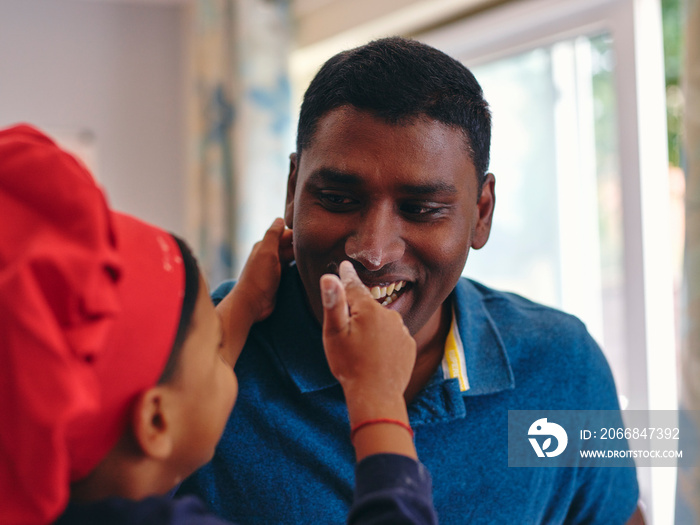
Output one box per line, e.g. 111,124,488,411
528,418,568,458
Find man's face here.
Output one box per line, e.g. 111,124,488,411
285,106,495,344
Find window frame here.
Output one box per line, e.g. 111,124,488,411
419,0,675,522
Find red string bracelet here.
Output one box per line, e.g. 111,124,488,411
350,418,414,442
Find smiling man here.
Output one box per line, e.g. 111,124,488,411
288,103,494,403
179,37,641,524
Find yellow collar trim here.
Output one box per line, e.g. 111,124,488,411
441,306,469,392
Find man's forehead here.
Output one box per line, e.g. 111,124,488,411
306,106,473,159
299,110,475,181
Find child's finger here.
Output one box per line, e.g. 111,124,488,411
321,274,349,336
261,217,285,245
338,261,374,308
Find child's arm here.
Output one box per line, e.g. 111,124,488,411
320,261,417,461
321,261,437,525
216,218,292,365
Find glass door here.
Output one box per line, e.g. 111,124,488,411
420,0,675,522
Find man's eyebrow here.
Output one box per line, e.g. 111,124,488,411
306,168,459,196
305,168,362,186
398,180,459,196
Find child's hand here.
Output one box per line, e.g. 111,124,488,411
235,218,292,323
321,261,416,407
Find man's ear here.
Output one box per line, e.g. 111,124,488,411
131,387,175,460
285,153,298,229
472,172,496,250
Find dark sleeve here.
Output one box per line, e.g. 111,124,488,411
170,496,235,525
348,454,438,525
54,495,233,525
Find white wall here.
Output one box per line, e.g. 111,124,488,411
0,0,187,236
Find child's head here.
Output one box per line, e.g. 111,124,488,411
149,253,238,486
66,219,239,504
156,237,238,478
0,125,238,523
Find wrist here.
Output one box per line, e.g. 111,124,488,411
350,415,417,461
344,392,409,428
230,285,262,326
351,418,413,441
217,286,257,332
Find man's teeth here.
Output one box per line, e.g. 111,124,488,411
367,281,406,305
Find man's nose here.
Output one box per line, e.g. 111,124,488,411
345,205,405,271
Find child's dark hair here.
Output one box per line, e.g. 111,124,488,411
158,235,200,384
296,36,492,191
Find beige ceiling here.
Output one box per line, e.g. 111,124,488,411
292,0,500,47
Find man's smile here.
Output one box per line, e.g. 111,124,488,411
325,260,412,307
367,280,408,306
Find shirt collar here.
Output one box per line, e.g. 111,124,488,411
262,265,337,393
451,278,515,396
264,266,514,396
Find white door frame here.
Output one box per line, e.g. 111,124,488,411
420,1,675,523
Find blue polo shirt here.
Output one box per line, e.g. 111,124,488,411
179,265,638,524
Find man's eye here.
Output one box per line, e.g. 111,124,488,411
401,203,445,217
318,193,356,209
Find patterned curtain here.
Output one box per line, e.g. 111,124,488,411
678,0,700,520
186,0,291,285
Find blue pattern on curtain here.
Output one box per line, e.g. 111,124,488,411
187,0,291,284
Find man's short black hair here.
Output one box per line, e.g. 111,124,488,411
296,36,492,189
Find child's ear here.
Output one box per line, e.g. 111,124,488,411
132,387,175,460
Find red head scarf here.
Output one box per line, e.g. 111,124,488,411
0,125,185,524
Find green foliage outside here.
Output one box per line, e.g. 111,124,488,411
663,0,685,167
